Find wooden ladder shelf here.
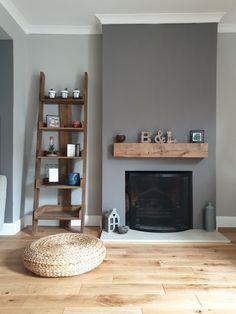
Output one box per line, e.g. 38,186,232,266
32,72,88,234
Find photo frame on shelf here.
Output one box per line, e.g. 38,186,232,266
67,144,76,157
46,115,60,128
49,168,59,182
45,164,59,183
190,130,204,143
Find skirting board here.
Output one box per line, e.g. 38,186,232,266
216,216,236,228
0,215,235,236
0,214,101,236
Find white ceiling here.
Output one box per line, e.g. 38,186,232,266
2,0,236,34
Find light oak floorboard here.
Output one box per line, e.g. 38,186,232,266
164,284,236,295
21,294,200,309
0,284,81,296
2,310,63,314
142,310,236,314
63,307,142,314
197,295,236,309
79,284,165,295
1,226,236,312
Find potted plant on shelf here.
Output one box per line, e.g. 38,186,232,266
47,136,57,156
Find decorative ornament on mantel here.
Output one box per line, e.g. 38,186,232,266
166,130,177,143
115,134,126,143
140,131,152,143
140,130,176,144
154,130,166,143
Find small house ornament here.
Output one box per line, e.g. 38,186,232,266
105,208,120,232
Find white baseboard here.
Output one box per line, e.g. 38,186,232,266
0,219,22,235
216,216,236,228
1,215,235,236
0,214,101,236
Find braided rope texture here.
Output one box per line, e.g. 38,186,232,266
23,233,106,277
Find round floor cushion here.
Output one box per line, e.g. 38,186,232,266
23,233,106,277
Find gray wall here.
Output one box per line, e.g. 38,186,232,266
0,40,13,222
25,34,102,216
0,4,27,223
217,33,236,217
102,24,217,228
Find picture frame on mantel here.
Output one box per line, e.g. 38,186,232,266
190,130,204,143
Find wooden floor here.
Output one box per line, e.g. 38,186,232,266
1,227,236,314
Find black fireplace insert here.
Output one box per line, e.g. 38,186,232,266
125,171,193,232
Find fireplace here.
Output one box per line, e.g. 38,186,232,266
125,171,193,232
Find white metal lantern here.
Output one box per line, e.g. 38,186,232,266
105,208,120,232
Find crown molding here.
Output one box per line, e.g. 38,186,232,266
0,0,28,33
0,0,102,35
0,3,229,36
218,23,236,33
27,24,102,35
96,12,225,25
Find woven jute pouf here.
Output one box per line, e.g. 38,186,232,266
23,233,106,277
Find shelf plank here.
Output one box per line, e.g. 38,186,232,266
39,184,82,189
38,156,83,160
41,97,84,105
40,211,81,220
113,143,208,158
34,205,81,220
40,127,84,132
36,178,83,189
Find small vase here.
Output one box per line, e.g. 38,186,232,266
204,202,216,232
72,89,80,98
115,134,126,143
61,88,68,98
48,89,56,98
68,173,80,186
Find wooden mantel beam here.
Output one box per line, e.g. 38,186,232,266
113,143,208,158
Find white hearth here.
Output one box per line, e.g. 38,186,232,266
100,229,230,243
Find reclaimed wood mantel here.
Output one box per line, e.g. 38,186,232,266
113,143,208,158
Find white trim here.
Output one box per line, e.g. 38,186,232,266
0,0,28,33
0,215,101,235
218,23,236,33
217,216,236,228
96,12,225,25
1,215,235,235
0,219,22,235
27,25,102,35
0,3,228,35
